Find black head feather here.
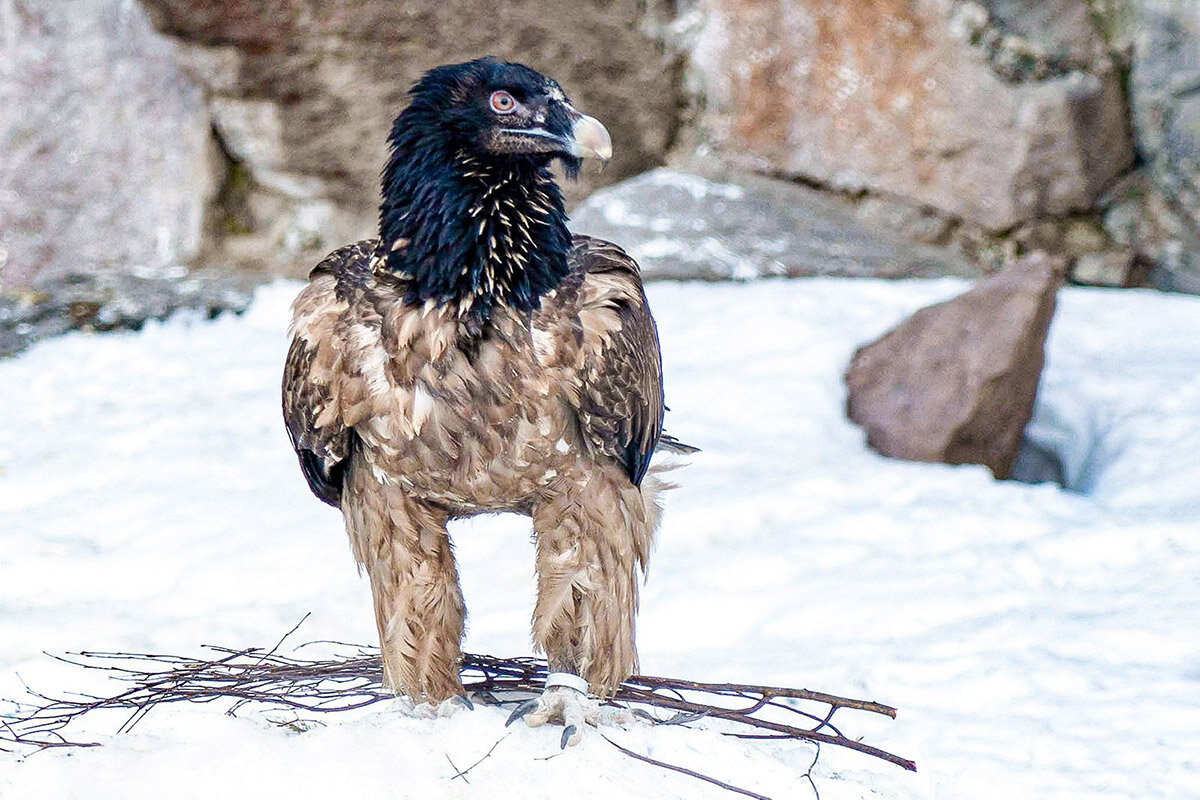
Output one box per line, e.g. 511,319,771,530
379,57,588,329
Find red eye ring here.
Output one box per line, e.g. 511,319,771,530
489,91,516,114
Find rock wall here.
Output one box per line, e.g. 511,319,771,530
138,0,683,273
1121,0,1200,289
0,0,681,287
685,0,1134,231
1130,0,1200,195
0,0,217,288
4,0,1200,293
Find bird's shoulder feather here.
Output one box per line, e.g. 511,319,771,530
545,234,665,486
282,239,388,506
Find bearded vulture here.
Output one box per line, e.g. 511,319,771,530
282,58,692,745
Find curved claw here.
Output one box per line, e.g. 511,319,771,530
560,724,577,750
506,698,541,727
434,694,476,718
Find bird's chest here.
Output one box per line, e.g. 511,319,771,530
353,305,581,513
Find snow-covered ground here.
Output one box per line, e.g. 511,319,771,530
1,278,1198,799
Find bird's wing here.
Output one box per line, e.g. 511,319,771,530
282,240,378,507
568,235,665,486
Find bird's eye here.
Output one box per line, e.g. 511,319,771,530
489,91,517,115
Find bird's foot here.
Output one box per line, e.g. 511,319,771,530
399,693,473,718
506,673,601,748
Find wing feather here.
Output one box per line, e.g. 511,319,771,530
569,235,665,486
281,241,376,507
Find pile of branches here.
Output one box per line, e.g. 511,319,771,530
2,623,914,798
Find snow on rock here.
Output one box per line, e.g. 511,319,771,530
2,279,1199,799
569,168,973,281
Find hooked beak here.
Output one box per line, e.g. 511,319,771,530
566,114,612,164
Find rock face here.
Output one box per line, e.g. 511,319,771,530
1101,168,1200,293
686,0,1134,231
569,168,975,280
844,252,1064,479
6,0,1199,306
1130,1,1200,195
0,0,218,288
139,0,682,274
1122,1,1200,292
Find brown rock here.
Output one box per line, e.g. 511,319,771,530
686,0,1133,231
844,252,1065,479
139,0,683,274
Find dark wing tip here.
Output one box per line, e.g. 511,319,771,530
296,448,346,508
626,440,654,487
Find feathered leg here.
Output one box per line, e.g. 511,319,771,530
510,469,664,745
531,467,663,694
342,453,466,703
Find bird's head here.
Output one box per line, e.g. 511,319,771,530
394,57,611,179
380,58,610,329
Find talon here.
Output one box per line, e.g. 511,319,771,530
506,698,541,727
434,694,473,717
560,724,577,749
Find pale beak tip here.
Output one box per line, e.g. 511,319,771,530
571,114,613,163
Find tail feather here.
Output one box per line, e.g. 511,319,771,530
656,432,700,455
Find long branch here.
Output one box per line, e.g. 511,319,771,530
1,642,917,779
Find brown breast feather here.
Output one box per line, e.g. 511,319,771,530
282,234,667,512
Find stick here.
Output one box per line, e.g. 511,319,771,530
0,636,916,779
601,734,773,800
447,732,508,782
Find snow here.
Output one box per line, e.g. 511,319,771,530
2,278,1199,799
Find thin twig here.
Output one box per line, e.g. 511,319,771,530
601,733,773,800
802,743,821,800
623,674,897,718
448,732,509,782
445,753,468,784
